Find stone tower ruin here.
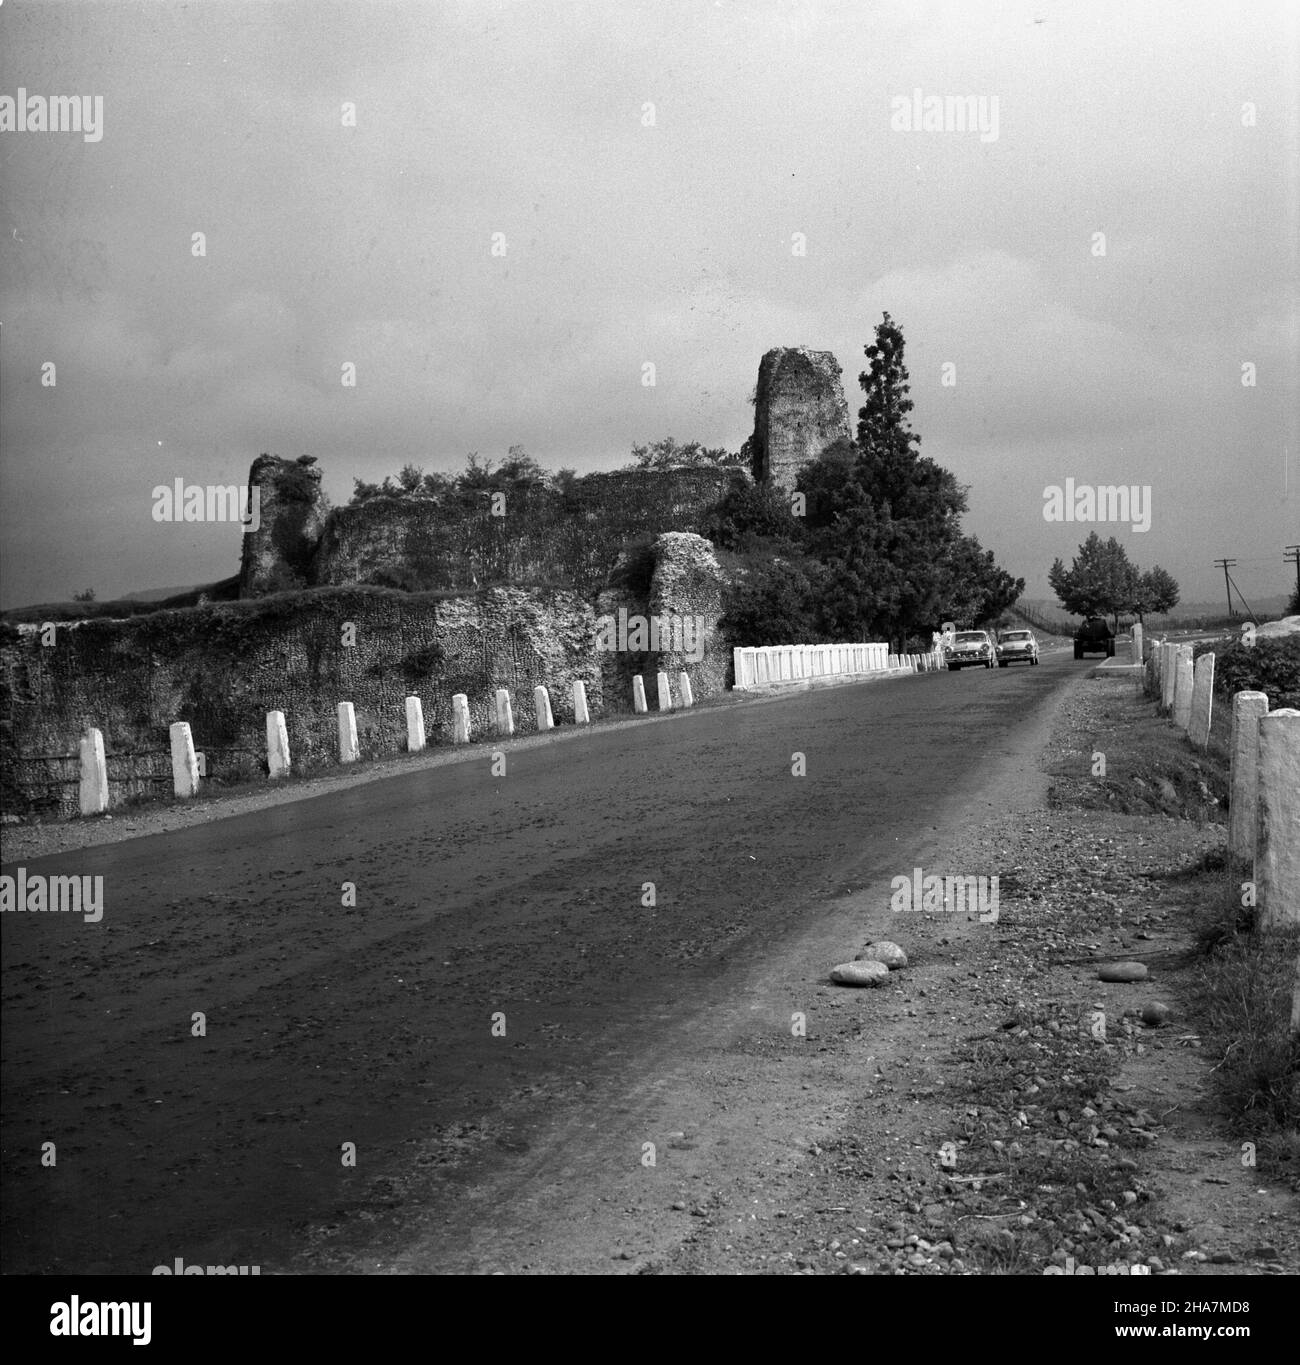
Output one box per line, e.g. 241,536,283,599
238,454,330,598
749,347,851,495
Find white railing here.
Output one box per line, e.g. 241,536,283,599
732,642,891,690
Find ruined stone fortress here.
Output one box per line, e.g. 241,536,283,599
1,349,854,818
238,346,852,600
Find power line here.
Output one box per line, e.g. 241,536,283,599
1286,545,1299,600
1225,568,1257,622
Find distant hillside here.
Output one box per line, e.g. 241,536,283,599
1022,596,1290,622
120,584,206,602
1,576,240,626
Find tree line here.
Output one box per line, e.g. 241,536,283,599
1048,533,1179,628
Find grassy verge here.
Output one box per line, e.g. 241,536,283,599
1188,853,1300,1184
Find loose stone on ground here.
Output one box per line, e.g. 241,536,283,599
831,960,891,986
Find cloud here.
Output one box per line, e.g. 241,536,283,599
0,0,1295,606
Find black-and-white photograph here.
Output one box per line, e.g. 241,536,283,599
1,0,1296,1328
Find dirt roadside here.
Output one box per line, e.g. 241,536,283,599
309,664,1296,1276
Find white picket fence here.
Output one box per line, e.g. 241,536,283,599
732,642,892,691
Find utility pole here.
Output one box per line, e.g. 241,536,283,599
1286,545,1299,601
1214,558,1237,617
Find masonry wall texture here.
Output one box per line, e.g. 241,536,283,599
589,531,728,707
0,588,606,817
750,347,852,495
247,463,745,600
1,556,732,817
647,532,728,701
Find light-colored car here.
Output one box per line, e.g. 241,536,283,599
996,629,1039,667
945,630,995,670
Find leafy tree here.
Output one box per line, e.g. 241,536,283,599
793,437,860,533
1134,565,1180,621
1048,533,1141,628
940,536,1025,628
720,552,828,647
1049,545,1178,627
421,470,455,497
455,452,496,492
497,445,548,490
72,587,96,603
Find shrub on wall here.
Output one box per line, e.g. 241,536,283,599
717,550,828,647
703,479,802,553
1214,637,1300,710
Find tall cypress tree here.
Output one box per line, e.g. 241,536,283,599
797,313,1023,643
857,311,966,528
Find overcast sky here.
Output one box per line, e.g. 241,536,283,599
1,0,1296,610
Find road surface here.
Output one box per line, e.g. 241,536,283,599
2,653,1080,1273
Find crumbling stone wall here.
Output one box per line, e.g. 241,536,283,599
241,465,747,600
648,533,729,699
0,546,736,817
749,347,851,494
0,588,603,817
591,532,730,707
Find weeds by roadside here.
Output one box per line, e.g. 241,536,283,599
1188,862,1300,1185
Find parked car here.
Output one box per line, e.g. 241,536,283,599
945,630,996,670
996,629,1039,666
1074,616,1115,659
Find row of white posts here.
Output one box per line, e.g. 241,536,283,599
732,642,940,690
74,671,698,815
888,651,944,673
1145,636,1298,934
1146,633,1218,751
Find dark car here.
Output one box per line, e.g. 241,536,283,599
1074,616,1115,659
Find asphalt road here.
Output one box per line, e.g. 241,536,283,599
1,653,1080,1274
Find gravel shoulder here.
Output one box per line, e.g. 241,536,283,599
632,670,1298,1276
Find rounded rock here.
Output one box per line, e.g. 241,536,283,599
1141,1001,1172,1026
1098,962,1148,983
857,940,908,969
831,960,890,986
